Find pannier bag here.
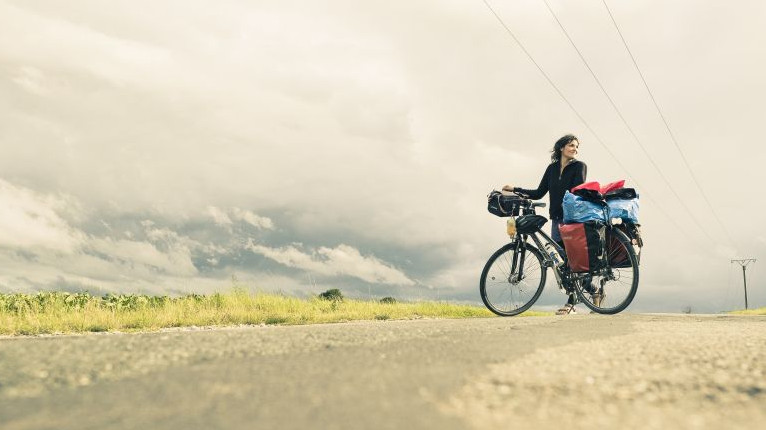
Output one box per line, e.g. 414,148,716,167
487,190,523,217
560,221,607,273
605,188,639,223
608,223,643,267
607,227,629,268
562,191,607,223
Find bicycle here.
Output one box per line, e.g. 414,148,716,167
480,192,640,316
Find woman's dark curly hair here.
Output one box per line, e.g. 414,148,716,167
550,134,579,163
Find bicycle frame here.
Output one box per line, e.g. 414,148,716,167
511,230,567,290
506,201,569,291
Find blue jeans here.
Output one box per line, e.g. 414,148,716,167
551,219,563,243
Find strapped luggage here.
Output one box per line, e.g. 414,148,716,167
605,188,640,224
572,180,624,194
562,191,608,223
559,221,607,273
487,190,523,217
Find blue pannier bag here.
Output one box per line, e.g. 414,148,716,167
562,191,607,223
605,188,639,223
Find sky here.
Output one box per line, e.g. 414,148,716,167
1,0,765,313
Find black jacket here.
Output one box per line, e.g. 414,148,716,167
515,160,587,221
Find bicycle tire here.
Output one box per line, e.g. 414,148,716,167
480,241,547,316
575,227,639,314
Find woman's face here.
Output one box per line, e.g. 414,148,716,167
561,140,579,159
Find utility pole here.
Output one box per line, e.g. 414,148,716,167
731,259,756,310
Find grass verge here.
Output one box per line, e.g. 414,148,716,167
0,290,547,336
728,307,766,316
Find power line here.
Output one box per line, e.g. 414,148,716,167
479,0,711,250
601,0,737,250
540,0,717,244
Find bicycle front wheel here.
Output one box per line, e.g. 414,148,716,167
575,227,639,314
480,241,546,316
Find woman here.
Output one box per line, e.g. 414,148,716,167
502,134,586,314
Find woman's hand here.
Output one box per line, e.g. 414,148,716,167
502,184,515,192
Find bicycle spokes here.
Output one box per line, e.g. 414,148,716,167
574,228,639,314
480,242,546,316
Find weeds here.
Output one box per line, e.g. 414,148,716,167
729,307,766,316
0,291,510,336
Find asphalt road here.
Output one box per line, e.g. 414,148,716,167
1,314,765,430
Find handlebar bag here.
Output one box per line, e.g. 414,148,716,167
562,191,608,223
560,221,607,273
487,191,523,217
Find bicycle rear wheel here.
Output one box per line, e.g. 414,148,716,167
480,241,546,316
575,227,639,314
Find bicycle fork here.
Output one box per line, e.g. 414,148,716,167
508,238,527,283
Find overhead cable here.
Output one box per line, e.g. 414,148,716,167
601,0,738,250
479,0,712,249
540,0,719,245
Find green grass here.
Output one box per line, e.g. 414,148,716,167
728,307,766,316
0,290,546,336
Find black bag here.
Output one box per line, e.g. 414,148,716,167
572,188,605,204
560,221,607,273
487,191,523,217
604,188,638,201
608,223,643,267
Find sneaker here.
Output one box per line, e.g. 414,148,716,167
555,303,576,315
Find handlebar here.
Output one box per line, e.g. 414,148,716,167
501,190,547,209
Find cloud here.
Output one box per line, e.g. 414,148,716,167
207,206,233,227
230,207,274,230
0,178,204,291
1,1,765,311
247,241,415,286
207,206,274,231
87,237,198,277
11,66,49,96
0,178,83,252
0,1,177,89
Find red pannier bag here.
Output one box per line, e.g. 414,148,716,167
560,221,607,273
607,224,643,268
607,229,629,268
